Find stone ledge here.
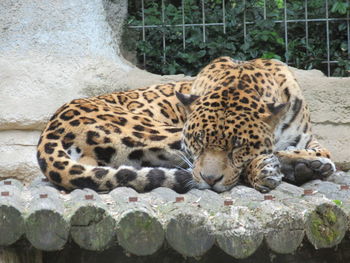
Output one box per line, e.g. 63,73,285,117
0,131,41,184
312,124,350,171
0,53,191,131
292,68,350,124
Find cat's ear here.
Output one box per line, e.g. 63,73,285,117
264,102,291,128
175,91,199,106
175,91,200,114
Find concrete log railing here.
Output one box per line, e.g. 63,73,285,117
0,171,350,260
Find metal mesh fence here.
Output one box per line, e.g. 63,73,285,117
128,0,350,76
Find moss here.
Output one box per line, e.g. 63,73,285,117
135,214,153,231
240,238,259,258
326,210,337,224
117,210,164,255
26,210,69,250
70,207,115,250
309,207,339,246
118,211,159,240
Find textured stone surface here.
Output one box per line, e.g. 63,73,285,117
0,131,41,184
0,0,190,182
0,0,129,131
292,68,350,170
0,55,189,131
293,68,350,124
0,0,127,64
311,124,350,171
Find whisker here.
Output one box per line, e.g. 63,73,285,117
175,165,190,172
175,151,194,169
173,151,196,191
184,179,194,190
183,176,198,190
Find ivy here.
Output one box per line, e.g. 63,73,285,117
331,1,349,14
125,0,350,76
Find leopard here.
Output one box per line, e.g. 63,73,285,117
37,56,336,193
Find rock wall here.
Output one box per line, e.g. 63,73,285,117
0,0,191,183
293,68,350,171
0,0,349,184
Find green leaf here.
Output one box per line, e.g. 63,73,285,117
333,200,343,206
262,52,282,60
197,50,206,58
341,42,348,52
331,2,349,15
276,37,285,45
261,35,269,41
241,43,250,51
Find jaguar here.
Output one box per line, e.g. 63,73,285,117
37,57,336,193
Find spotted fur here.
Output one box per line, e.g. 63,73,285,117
37,57,335,193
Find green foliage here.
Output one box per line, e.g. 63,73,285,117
331,1,349,14
333,200,343,207
126,0,349,76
